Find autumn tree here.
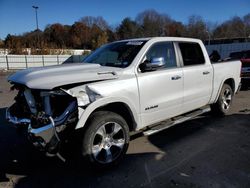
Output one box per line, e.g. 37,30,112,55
243,14,250,38
69,22,90,49
2,10,250,54
44,23,69,48
213,16,246,39
4,34,25,54
92,31,108,49
91,25,108,49
106,28,118,42
136,9,172,37
0,39,4,48
186,15,208,40
167,21,186,37
117,17,142,39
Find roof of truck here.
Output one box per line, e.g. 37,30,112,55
117,37,202,43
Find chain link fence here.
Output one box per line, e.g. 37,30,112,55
0,55,85,70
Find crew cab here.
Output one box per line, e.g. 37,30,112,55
6,37,241,167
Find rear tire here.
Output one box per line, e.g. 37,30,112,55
81,111,130,168
211,84,233,116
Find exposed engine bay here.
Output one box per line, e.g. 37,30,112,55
6,83,96,161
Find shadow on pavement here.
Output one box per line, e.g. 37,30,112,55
0,107,250,188
240,80,250,91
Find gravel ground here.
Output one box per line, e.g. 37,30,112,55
0,72,250,188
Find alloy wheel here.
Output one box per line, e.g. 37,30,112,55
91,122,125,164
221,88,232,110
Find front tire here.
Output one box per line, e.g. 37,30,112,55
82,111,130,168
211,83,233,116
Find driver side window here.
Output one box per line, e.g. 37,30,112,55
145,42,177,69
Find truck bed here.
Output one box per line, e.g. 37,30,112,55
210,60,241,103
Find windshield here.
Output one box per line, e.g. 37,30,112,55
83,40,147,68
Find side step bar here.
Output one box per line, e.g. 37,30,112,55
143,106,211,136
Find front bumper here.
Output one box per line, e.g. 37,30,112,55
28,122,55,148
6,99,78,160
6,107,59,152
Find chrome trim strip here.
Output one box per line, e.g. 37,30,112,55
28,123,54,144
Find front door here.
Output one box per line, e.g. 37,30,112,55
136,42,183,128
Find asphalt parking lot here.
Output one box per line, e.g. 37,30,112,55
0,72,250,188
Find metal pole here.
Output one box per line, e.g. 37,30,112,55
25,55,28,68
35,9,38,30
32,6,39,30
32,6,39,52
208,34,211,45
5,55,9,70
42,55,45,66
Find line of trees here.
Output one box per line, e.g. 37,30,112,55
1,9,250,54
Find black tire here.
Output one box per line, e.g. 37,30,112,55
82,111,130,168
211,84,233,116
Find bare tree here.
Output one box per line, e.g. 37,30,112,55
80,16,109,31
186,15,207,40
136,9,172,37
243,14,250,38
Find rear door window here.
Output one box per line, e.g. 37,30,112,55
179,42,205,66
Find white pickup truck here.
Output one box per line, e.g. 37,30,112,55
6,37,241,167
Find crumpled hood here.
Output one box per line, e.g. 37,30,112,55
8,63,121,90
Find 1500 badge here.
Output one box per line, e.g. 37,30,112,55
145,105,158,111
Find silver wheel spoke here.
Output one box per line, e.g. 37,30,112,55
92,144,102,158
112,138,125,149
111,123,122,136
225,95,231,101
96,126,106,137
221,88,232,110
225,89,229,96
223,101,229,109
105,148,113,163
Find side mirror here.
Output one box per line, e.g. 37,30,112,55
139,57,165,72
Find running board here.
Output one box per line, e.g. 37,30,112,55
143,106,211,136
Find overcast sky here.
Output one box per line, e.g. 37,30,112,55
0,0,249,39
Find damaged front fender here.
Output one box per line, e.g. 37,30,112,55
62,85,102,107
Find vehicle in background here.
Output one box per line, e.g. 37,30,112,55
229,50,250,88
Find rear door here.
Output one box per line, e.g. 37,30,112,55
177,42,213,113
136,42,183,127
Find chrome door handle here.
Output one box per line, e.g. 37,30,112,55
203,71,210,75
171,75,182,80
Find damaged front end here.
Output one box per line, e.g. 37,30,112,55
6,83,98,160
